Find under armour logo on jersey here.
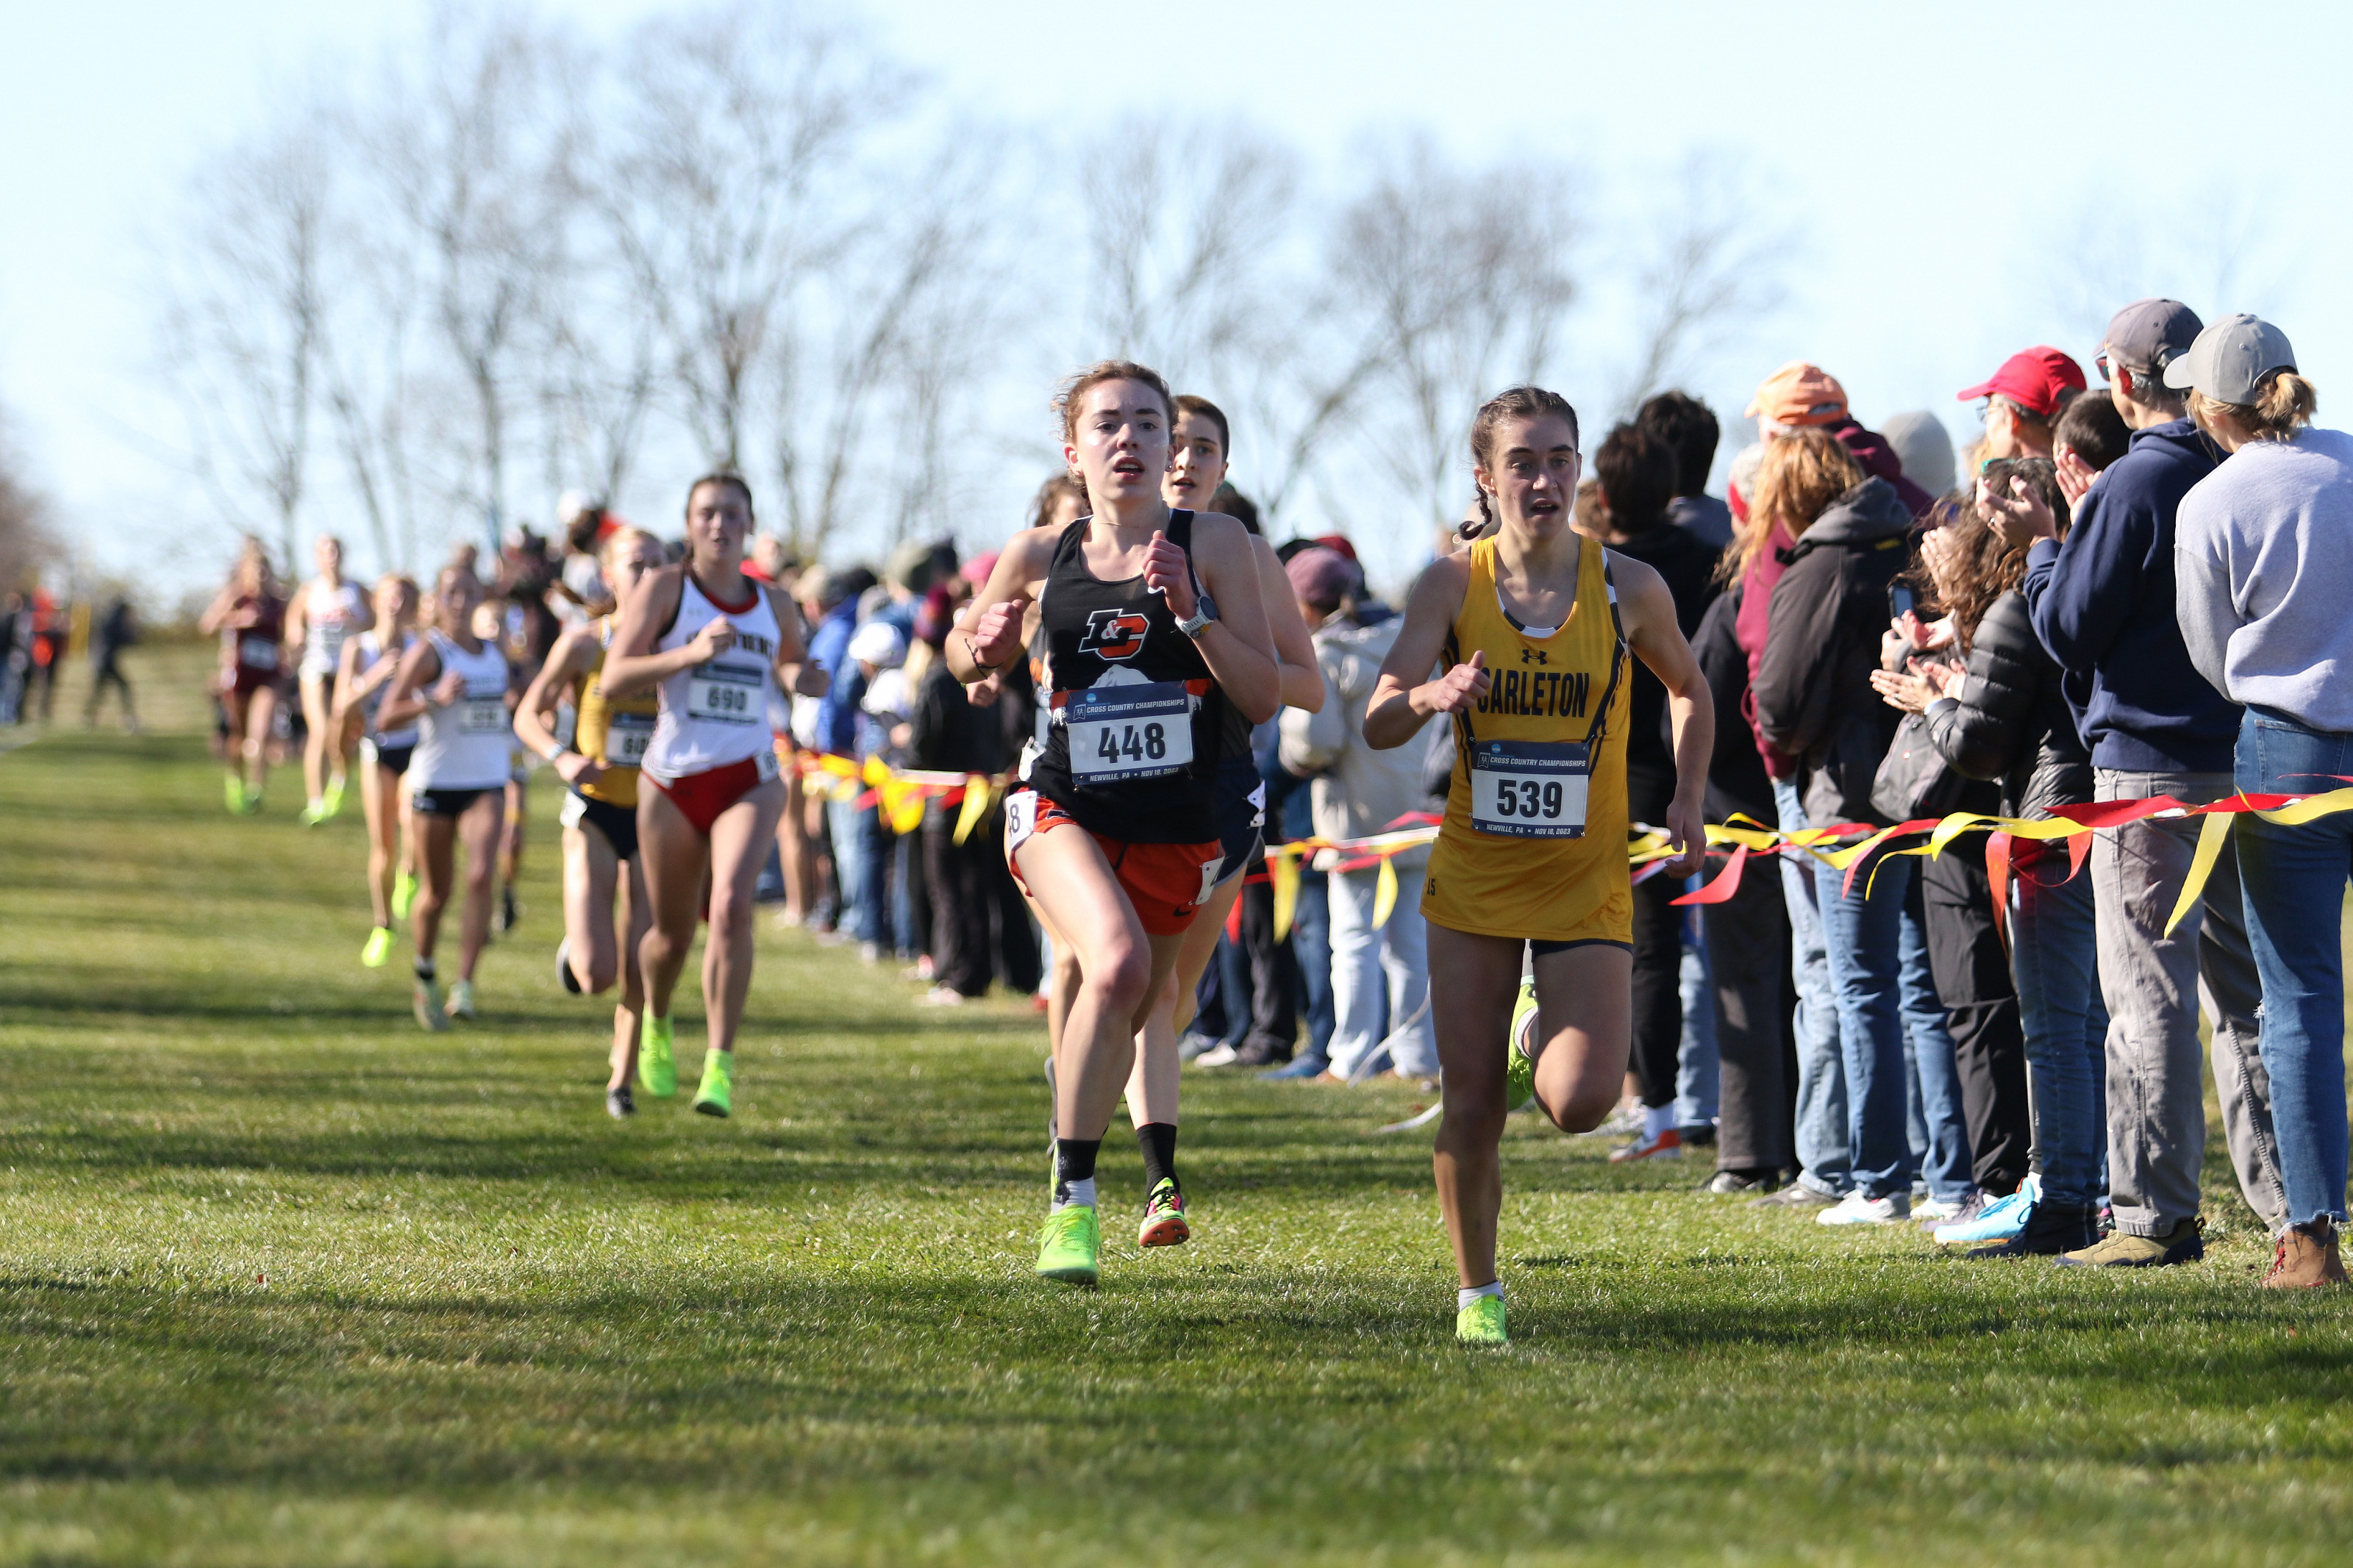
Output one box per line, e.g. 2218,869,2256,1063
1076,608,1151,660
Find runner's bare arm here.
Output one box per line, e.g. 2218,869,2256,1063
1164,512,1279,723
1611,553,1713,878
374,638,446,733
767,586,829,698
1254,534,1325,713
1364,555,1477,750
947,530,1054,684
329,636,363,726
599,568,724,699
513,625,599,781
280,590,308,667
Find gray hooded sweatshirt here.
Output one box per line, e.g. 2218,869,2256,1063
2176,426,2353,733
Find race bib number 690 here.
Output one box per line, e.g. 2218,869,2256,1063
688,662,762,725
1468,739,1590,838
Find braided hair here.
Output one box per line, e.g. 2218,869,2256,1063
1462,386,1581,540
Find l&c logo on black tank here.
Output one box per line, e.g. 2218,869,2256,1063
1076,609,1151,661
1477,667,1589,718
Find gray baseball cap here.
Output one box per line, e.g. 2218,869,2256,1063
2102,298,2202,375
2165,313,2296,403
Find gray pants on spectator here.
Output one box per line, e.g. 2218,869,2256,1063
2093,769,2288,1237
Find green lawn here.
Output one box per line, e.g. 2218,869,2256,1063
3,672,2350,1567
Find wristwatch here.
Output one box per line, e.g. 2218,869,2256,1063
1174,601,1218,638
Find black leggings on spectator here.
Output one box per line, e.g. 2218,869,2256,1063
1627,767,1684,1110
1704,842,1797,1175
1923,840,2032,1195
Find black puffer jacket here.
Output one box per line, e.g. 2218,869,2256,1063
1752,476,1916,826
1922,589,2091,820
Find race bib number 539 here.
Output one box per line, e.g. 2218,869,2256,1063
1468,739,1590,838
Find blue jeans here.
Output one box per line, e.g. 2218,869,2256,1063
2233,709,2353,1229
2009,842,2109,1208
1674,898,1720,1127
854,804,913,953
825,796,866,930
1899,873,1973,1203
1776,779,1849,1195
1812,842,1918,1200
1291,873,1335,1062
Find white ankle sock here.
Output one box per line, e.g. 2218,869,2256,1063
1055,1177,1096,1211
1457,1281,1503,1311
1643,1103,1676,1140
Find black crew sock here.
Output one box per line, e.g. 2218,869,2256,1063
413,956,436,982
1136,1123,1180,1193
1052,1137,1101,1209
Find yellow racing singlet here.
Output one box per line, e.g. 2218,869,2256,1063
1421,534,1632,945
574,618,660,808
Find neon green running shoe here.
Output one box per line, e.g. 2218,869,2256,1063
240,790,263,816
300,800,329,827
223,775,246,814
1457,1295,1508,1345
360,926,393,968
693,1050,734,1118
1035,1204,1101,1286
413,976,451,1033
638,1014,677,1098
323,777,349,819
1507,978,1539,1113
391,871,418,922
447,978,477,1020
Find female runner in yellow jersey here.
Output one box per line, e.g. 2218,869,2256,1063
515,528,668,1117
1365,386,1712,1346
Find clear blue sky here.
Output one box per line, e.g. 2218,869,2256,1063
6,1,2348,595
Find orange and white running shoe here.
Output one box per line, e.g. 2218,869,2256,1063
1608,1126,1682,1163
1139,1179,1191,1247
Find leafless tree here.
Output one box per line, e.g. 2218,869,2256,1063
316,171,426,575
1613,150,1790,418
0,408,56,593
597,4,908,484
154,115,329,570
1078,119,1298,378
1329,138,1583,532
367,7,582,556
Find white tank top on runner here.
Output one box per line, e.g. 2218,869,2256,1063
410,631,513,791
301,581,370,679
643,574,785,784
354,630,419,749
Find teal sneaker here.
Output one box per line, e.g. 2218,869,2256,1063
1933,1175,2039,1245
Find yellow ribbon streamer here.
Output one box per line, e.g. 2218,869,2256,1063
1372,854,1398,930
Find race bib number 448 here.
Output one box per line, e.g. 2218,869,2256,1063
1066,681,1193,782
1468,739,1590,838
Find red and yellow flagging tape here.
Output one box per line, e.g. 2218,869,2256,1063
787,744,2353,942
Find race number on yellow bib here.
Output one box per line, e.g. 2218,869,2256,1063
1468,739,1590,838
605,713,654,765
1066,681,1193,783
688,663,761,724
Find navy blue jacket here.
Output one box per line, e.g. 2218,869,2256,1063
2021,418,2238,773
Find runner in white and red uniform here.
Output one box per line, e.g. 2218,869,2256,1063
601,474,827,1118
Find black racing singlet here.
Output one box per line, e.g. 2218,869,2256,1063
1023,509,1221,844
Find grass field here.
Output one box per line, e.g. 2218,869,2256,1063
4,648,2351,1566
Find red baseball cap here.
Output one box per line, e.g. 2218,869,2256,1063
1310,532,1359,563
1956,348,2086,419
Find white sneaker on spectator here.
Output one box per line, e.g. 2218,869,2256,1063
1191,1044,1241,1067
1817,1192,1910,1225
916,985,966,1007
1911,1190,1979,1224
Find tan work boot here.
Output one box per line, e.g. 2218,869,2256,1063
2262,1222,2350,1289
2055,1216,2204,1268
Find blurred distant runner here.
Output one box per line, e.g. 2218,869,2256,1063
198,540,288,814
285,534,373,825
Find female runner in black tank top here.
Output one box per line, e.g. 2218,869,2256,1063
949,362,1279,1286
